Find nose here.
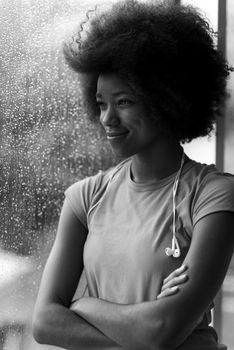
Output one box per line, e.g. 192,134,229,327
100,106,120,127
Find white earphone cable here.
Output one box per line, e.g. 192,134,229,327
165,151,185,258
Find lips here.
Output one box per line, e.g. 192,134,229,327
106,131,129,138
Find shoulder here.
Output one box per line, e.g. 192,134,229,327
191,161,234,198
63,170,113,228
183,159,234,191
65,170,110,198
186,160,234,225
64,170,111,213
65,158,130,208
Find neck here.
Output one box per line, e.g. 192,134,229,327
131,142,185,183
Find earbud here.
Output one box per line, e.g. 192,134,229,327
165,237,181,258
165,247,174,257
173,248,180,258
165,246,181,258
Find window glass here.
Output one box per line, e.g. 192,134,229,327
0,1,117,349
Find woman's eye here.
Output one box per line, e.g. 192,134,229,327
117,99,133,106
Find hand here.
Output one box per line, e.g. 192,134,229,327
157,265,188,299
70,299,80,311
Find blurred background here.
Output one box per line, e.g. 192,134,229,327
0,0,233,349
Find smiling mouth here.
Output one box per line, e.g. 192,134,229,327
106,131,129,139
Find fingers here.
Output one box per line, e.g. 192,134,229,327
70,299,79,311
157,265,188,300
163,265,187,284
161,273,188,292
157,286,179,300
161,265,188,293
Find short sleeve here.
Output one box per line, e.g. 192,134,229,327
192,172,234,227
65,171,110,228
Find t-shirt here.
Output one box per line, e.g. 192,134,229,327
65,157,234,349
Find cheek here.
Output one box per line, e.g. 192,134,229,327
124,109,153,131
128,112,148,127
139,117,156,132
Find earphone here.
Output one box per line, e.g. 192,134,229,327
165,237,181,258
165,151,185,259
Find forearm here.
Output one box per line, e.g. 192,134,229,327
72,297,164,350
69,266,189,350
33,302,123,350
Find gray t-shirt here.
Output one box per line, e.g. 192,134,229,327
66,157,234,349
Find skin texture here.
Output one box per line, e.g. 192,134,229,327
33,73,234,350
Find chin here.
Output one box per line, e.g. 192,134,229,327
111,146,135,159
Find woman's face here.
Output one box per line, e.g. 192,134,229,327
96,73,161,158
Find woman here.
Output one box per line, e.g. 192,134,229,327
33,1,234,349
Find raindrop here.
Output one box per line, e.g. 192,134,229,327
0,1,118,348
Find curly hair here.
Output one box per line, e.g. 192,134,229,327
64,0,231,142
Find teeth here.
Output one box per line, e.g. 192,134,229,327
107,132,128,137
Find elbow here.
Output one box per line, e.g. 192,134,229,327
32,319,46,344
32,310,53,345
32,323,45,344
32,317,48,344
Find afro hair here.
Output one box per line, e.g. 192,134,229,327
64,0,232,142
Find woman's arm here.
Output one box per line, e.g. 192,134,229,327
32,199,122,350
72,211,234,350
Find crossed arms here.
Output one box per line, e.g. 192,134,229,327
32,199,234,350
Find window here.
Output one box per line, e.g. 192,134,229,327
0,1,115,349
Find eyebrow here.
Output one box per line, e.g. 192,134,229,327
96,91,131,98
